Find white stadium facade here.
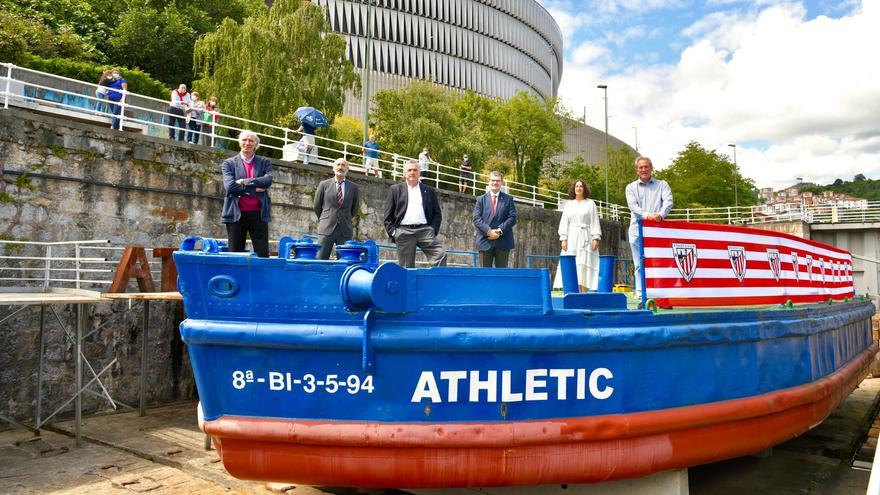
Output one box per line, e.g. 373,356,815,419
312,0,631,164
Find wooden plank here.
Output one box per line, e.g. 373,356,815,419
100,292,182,301
0,292,102,304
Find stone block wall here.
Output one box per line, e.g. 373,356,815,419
0,108,629,423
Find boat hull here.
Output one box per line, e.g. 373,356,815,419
204,344,873,487
173,241,877,488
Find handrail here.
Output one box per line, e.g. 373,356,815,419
0,62,571,211
4,63,880,227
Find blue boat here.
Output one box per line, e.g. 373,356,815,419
175,234,876,488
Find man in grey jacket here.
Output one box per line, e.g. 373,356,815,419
221,130,273,257
314,158,360,259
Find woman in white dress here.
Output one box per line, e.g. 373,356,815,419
554,179,602,292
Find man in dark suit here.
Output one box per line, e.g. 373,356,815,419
314,158,360,259
221,130,273,257
473,171,517,267
383,159,447,268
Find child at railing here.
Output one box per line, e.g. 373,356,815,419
95,70,112,116
187,92,205,145
203,97,220,147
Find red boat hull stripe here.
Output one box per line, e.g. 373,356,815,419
204,344,876,487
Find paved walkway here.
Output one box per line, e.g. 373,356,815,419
1,378,879,494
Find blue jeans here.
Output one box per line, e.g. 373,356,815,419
629,236,642,297
109,102,122,130
95,93,107,115
168,107,186,140
187,121,202,144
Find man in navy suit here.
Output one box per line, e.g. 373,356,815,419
473,171,517,267
383,159,447,268
221,130,273,257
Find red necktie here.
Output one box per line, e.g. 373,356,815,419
336,181,343,206
492,195,497,215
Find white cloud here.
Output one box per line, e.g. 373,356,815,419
557,0,880,190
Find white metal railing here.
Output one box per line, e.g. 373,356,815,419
0,240,162,290
663,201,880,226
0,63,572,210
3,63,879,227
0,238,479,291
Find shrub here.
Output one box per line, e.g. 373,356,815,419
21,54,169,100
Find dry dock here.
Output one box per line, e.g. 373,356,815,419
2,378,879,495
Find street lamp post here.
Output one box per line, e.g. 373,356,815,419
728,144,738,207
598,85,609,204
362,0,374,144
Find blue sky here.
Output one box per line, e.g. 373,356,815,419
537,0,878,190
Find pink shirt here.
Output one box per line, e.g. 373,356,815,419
238,156,262,212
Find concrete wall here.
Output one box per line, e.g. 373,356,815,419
0,108,629,423
811,223,880,300
752,220,811,240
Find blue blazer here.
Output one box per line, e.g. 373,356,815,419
221,154,273,223
473,192,517,251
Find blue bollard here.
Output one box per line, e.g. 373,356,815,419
559,255,578,293
598,255,616,292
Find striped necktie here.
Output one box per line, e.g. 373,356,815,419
336,181,343,206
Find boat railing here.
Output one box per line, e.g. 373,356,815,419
0,238,480,292
376,244,478,267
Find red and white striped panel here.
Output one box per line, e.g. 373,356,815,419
642,220,855,307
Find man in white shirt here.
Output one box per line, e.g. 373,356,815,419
383,160,447,268
625,156,674,301
418,147,432,182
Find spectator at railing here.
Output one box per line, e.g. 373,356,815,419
106,69,127,131
363,133,381,178
187,92,205,145
297,122,317,165
459,154,473,194
95,69,112,116
418,147,433,182
203,96,219,147
168,84,190,141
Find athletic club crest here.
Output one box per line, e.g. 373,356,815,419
805,255,813,282
728,246,747,282
672,243,698,282
767,249,781,282
791,252,799,282
819,257,826,284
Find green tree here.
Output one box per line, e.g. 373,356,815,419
324,115,363,161
192,0,359,130
654,141,757,208
488,92,564,184
108,2,202,85
799,174,880,201
452,90,498,170
0,0,107,60
0,8,90,63
371,81,460,164
543,145,636,206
